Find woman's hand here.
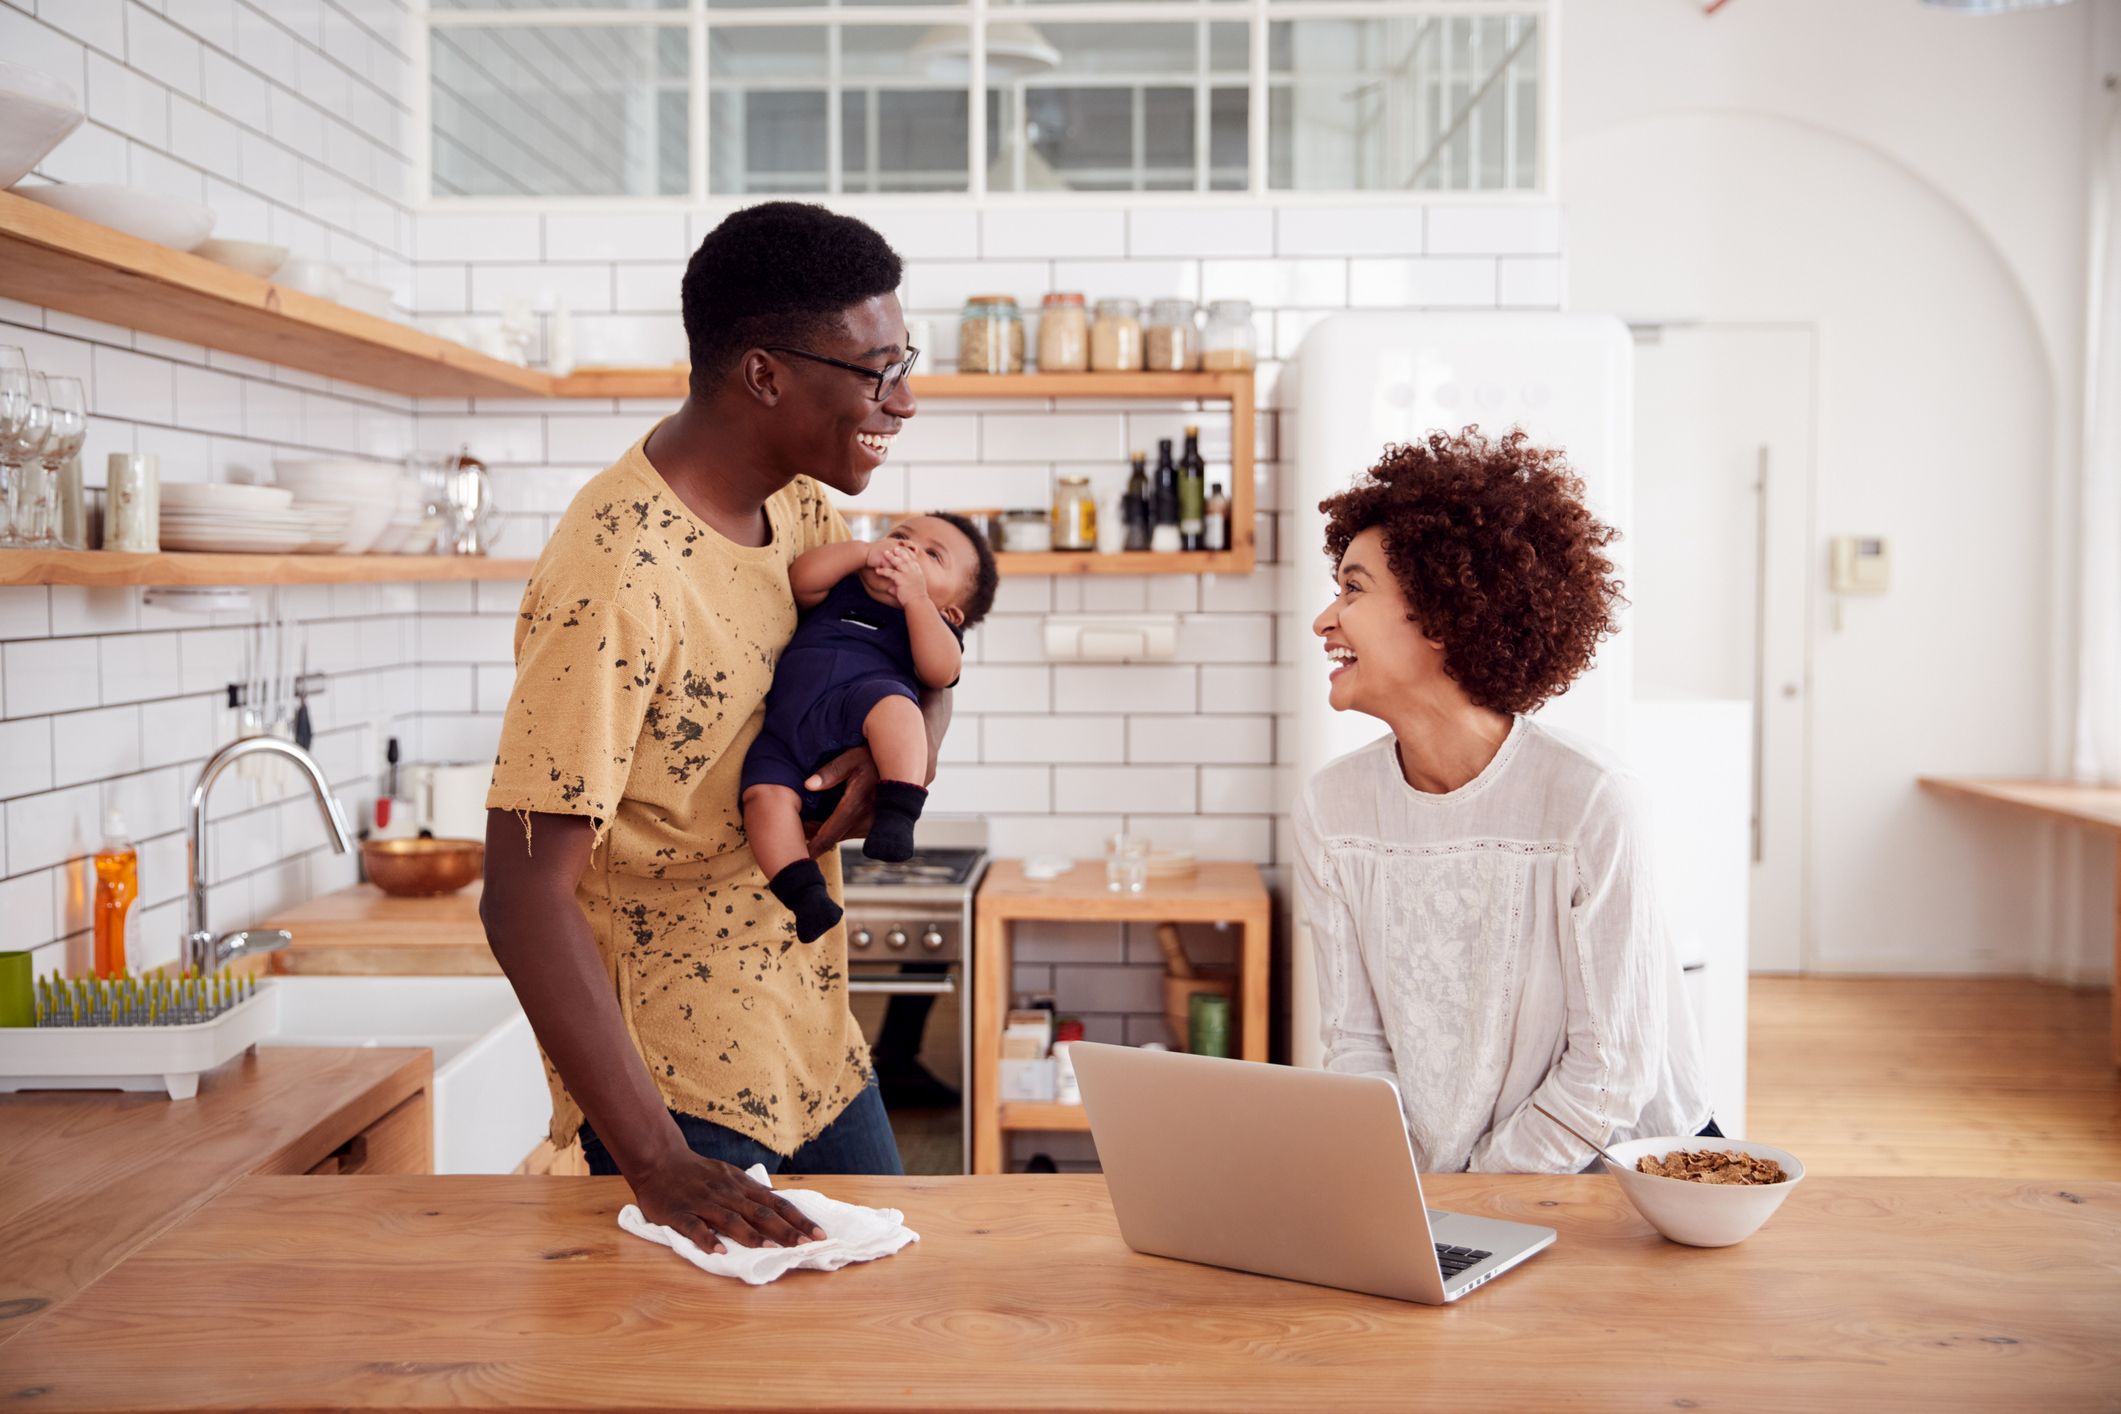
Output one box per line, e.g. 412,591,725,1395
630,1148,824,1253
802,745,879,857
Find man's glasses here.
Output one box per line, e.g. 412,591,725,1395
763,345,921,402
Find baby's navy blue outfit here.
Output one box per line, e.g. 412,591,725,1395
742,572,961,820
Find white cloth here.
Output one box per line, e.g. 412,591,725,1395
617,1165,919,1285
1293,716,1712,1176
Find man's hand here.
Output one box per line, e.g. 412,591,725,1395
631,1149,824,1253
803,744,879,857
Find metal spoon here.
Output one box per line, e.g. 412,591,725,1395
1532,1103,1624,1168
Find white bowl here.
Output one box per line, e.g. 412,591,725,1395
194,238,288,279
277,258,342,300
13,182,215,250
339,277,394,319
1600,1136,1805,1248
0,60,84,189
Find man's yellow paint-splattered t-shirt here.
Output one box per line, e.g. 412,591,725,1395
486,431,867,1157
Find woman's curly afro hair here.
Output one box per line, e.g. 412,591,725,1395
1319,426,1625,716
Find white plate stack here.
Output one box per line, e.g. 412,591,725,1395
158,483,349,554
272,459,402,554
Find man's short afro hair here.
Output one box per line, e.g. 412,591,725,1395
682,202,904,396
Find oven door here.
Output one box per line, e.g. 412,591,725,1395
845,951,965,1175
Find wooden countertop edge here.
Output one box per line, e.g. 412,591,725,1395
241,1048,432,1177
0,1046,433,1349
1918,775,2121,833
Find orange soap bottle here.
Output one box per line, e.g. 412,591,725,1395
92,808,137,979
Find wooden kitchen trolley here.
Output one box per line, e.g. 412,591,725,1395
971,858,1271,1173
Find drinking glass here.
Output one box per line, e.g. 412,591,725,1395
1105,832,1149,893
24,375,85,549
0,364,51,550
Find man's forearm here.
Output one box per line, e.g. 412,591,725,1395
480,813,684,1176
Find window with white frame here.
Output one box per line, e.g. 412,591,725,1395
422,0,1550,201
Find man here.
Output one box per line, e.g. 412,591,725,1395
480,202,939,1253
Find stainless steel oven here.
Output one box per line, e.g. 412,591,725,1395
838,817,987,1175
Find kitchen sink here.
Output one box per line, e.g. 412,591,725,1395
261,976,550,1175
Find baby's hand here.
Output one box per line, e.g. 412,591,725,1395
864,538,897,571
880,543,929,607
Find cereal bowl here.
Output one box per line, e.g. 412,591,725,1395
1600,1136,1804,1248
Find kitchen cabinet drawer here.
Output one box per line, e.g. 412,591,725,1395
306,1090,432,1176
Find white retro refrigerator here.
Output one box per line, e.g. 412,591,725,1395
1284,312,1749,1135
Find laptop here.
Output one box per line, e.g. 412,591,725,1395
1068,1042,1556,1304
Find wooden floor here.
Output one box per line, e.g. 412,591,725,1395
1748,976,2121,1178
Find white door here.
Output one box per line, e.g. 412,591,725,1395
1630,324,1814,974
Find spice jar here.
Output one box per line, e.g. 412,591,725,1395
1090,298,1143,372
959,295,1024,374
1036,292,1089,373
1144,299,1198,372
1201,298,1257,371
104,452,159,553
1051,474,1096,551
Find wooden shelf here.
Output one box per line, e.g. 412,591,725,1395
994,550,1249,576
998,1102,1091,1133
0,549,537,587
556,365,1260,577
0,192,554,399
552,367,1255,402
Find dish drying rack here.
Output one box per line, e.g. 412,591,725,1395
0,972,276,1100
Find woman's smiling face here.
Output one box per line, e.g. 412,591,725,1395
1311,525,1449,718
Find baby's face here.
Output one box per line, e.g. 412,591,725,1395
881,516,977,624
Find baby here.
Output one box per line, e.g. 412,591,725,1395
742,512,998,942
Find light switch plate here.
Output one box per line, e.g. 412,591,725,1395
1041,613,1179,661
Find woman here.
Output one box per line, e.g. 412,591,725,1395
1294,427,1714,1174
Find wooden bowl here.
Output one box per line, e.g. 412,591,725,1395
362,837,484,897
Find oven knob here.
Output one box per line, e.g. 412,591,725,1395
920,928,945,952
885,928,909,951
851,928,873,950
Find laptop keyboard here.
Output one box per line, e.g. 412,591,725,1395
1436,1244,1493,1279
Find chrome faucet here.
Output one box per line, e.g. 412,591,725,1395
184,735,356,974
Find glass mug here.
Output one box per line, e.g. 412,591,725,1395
1105,832,1148,893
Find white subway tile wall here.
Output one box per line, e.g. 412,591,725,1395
2,0,421,977
404,201,1556,1166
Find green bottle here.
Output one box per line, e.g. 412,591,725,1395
1178,425,1206,551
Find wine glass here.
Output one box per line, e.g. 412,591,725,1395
24,376,85,549
0,364,51,550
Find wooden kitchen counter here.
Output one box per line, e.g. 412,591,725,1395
0,1046,430,1349
262,881,497,975
4,1171,2114,1410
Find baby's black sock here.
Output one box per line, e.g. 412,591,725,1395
862,780,929,863
768,859,843,943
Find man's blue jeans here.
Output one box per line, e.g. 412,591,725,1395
578,1077,903,1177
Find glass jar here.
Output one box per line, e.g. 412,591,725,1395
1201,298,1257,371
1144,299,1198,372
1002,508,1052,553
1090,298,1143,373
1036,292,1089,373
959,295,1024,374
1051,474,1096,551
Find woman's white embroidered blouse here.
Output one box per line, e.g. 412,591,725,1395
1294,716,1713,1173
